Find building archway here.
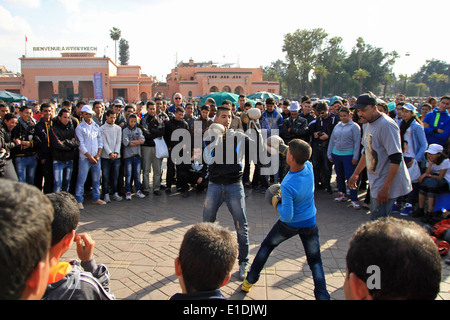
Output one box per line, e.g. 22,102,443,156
140,92,148,102
222,86,231,93
210,86,218,92
234,86,244,95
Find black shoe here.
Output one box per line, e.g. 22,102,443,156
182,190,190,198
153,190,162,196
324,187,332,194
165,188,171,194
411,208,425,218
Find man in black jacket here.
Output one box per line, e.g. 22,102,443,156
0,113,18,180
280,101,309,178
308,101,339,193
35,103,54,193
203,105,268,281
281,101,309,144
49,108,80,193
12,105,41,185
164,106,189,193
140,101,165,196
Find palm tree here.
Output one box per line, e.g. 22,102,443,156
399,74,409,94
382,74,394,98
416,82,428,97
353,68,370,94
314,65,329,98
109,27,121,64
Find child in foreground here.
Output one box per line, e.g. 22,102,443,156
242,138,330,300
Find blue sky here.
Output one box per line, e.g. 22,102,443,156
1,0,449,82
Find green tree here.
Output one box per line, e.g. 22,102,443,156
399,74,409,94
313,36,347,96
428,73,449,96
314,64,329,98
382,73,395,98
119,38,130,65
263,60,287,96
416,82,428,97
344,37,398,96
355,37,365,70
282,28,328,96
109,27,121,64
410,59,450,96
353,69,370,94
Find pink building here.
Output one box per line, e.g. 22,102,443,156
156,59,280,100
0,55,279,104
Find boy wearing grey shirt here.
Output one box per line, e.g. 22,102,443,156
100,109,123,202
122,114,146,200
349,92,412,220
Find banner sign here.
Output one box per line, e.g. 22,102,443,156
33,46,97,52
93,73,103,100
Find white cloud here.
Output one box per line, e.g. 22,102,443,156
0,5,33,71
58,0,82,13
2,0,40,8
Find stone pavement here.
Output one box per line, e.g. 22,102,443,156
63,176,450,300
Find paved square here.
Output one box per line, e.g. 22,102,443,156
63,171,450,300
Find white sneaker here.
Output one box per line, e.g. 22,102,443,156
136,190,146,199
126,192,132,201
334,192,347,202
92,199,107,205
112,192,123,201
350,201,361,209
239,263,247,281
77,202,84,210
104,194,111,203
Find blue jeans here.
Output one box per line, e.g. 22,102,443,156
419,177,450,197
246,220,330,300
332,153,358,201
75,158,101,203
124,156,142,193
14,155,37,185
312,146,332,189
53,160,73,192
369,197,395,221
203,181,249,264
101,158,121,195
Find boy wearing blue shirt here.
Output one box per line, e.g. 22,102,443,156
242,138,330,300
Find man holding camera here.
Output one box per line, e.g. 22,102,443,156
308,102,339,193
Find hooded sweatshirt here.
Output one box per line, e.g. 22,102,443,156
42,259,115,300
327,119,361,160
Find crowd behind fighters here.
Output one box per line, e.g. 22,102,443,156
1,91,449,301
1,93,450,216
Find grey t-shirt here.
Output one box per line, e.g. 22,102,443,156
362,113,412,199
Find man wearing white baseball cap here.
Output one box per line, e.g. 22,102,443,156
74,105,106,209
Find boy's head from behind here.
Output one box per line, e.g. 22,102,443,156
46,192,79,247
176,222,238,294
288,138,312,165
0,180,54,300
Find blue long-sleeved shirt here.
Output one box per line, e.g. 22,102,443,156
423,108,450,146
276,161,317,228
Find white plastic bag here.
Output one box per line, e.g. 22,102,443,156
408,159,421,183
154,137,169,159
